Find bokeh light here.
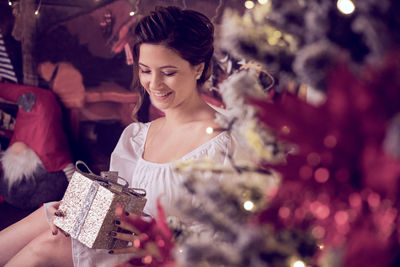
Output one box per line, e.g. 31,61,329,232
244,200,255,211
279,206,291,219
323,134,337,148
206,127,214,134
314,168,330,183
245,0,255,9
337,0,355,15
292,260,306,267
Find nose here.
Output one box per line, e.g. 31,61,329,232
149,73,162,91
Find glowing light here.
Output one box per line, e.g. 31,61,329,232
206,127,214,134
349,193,362,208
337,0,355,15
314,168,330,183
157,239,165,247
35,0,42,16
8,1,12,6
367,192,381,208
129,11,135,16
272,30,282,39
281,125,290,135
245,0,255,9
319,244,325,250
292,260,306,267
279,206,291,219
133,239,141,248
311,226,325,239
258,0,269,4
142,255,153,264
335,210,349,225
310,201,330,220
324,135,337,148
243,200,254,211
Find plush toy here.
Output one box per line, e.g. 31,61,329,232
0,82,74,209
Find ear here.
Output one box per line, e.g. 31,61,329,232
194,62,205,77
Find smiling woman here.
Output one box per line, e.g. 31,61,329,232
0,5,244,267
138,44,203,111
131,4,215,117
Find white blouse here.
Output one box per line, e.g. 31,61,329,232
70,122,235,267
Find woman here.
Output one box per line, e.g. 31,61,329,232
0,6,236,266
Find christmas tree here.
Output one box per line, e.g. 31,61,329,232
120,0,400,266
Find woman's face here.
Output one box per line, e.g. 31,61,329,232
138,44,203,111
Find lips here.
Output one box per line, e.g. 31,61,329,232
153,91,171,97
150,90,173,101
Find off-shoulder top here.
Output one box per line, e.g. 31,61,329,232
70,121,235,267
109,122,231,217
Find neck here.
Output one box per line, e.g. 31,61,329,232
163,93,214,127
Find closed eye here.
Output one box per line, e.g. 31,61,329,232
163,72,177,77
140,69,151,74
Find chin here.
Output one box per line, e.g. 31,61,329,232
150,98,172,111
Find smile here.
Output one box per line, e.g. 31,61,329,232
152,91,172,97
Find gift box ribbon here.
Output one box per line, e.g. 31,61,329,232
71,180,100,239
75,160,146,197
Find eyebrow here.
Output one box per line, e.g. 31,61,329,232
139,63,178,69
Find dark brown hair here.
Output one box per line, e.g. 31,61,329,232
131,6,214,121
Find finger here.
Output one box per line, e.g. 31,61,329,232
115,220,140,235
116,206,152,233
110,231,137,242
115,205,124,217
52,201,61,209
49,201,63,217
109,246,147,257
48,201,61,212
50,222,58,235
59,228,70,237
54,210,64,217
115,207,136,221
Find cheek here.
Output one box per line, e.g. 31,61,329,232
167,74,192,89
139,75,149,89
163,78,177,89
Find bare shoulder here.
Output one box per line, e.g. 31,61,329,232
195,110,223,139
147,117,165,137
150,117,165,127
204,105,223,128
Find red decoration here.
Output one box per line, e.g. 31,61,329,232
254,50,400,266
0,82,73,172
116,198,175,267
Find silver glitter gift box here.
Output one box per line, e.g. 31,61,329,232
54,161,147,249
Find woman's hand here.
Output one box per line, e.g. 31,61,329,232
108,210,162,262
48,201,69,237
110,201,175,266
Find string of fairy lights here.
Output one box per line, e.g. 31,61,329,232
6,0,138,17
243,0,356,15
5,0,357,21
